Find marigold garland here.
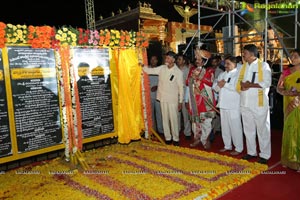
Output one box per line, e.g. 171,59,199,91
139,48,153,138
55,50,70,159
5,23,28,44
58,46,75,159
0,22,7,48
0,22,149,48
27,25,54,48
69,50,83,151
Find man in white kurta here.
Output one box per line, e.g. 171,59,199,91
236,44,272,164
143,51,184,146
213,56,243,155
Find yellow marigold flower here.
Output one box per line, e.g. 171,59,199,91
55,35,61,40
71,33,77,39
16,29,23,35
62,43,68,47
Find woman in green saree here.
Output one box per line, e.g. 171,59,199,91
277,49,300,172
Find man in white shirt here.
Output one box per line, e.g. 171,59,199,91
213,56,243,156
236,44,272,164
148,55,164,135
176,54,192,140
211,55,225,138
143,51,184,146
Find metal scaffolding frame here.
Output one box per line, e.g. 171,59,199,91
183,0,299,64
85,0,96,30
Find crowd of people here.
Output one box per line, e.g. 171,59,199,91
142,44,300,171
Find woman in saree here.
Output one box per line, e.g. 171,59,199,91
276,49,300,172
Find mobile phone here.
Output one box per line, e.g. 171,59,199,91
227,78,231,83
170,75,174,81
296,78,300,83
251,72,256,83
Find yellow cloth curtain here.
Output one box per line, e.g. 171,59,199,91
109,49,119,136
111,48,143,143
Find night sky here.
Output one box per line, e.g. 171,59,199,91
0,0,288,28
0,0,298,47
0,0,267,28
0,0,180,28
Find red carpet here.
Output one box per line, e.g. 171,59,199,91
170,128,300,199
219,165,300,200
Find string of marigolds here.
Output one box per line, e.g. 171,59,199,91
0,22,149,49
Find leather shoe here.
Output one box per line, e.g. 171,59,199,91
257,157,268,164
185,135,192,140
242,154,256,160
165,140,172,145
219,148,231,152
173,141,180,146
230,150,241,156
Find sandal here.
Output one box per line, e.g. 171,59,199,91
190,140,201,147
230,150,241,156
203,141,211,150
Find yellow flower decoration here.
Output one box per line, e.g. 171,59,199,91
1,21,149,48
55,26,78,46
5,23,28,44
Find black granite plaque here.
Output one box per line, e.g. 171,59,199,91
73,48,114,138
0,49,12,157
8,46,62,153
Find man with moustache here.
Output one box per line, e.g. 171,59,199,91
236,44,272,164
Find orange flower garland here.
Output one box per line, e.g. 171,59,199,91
27,25,55,48
136,32,149,48
138,48,153,138
0,21,149,48
59,46,74,154
69,53,83,151
0,22,6,48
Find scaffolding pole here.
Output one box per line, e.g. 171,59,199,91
181,0,298,61
264,0,268,61
197,0,201,46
